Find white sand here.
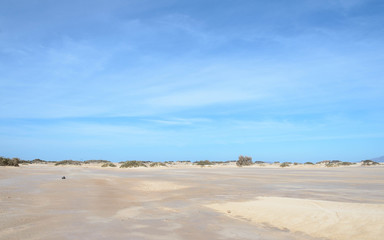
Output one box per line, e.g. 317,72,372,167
132,180,187,192
206,197,384,240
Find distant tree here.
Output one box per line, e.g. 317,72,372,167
236,155,253,167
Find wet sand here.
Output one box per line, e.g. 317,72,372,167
1,165,384,240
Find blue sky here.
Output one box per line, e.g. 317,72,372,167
1,0,383,162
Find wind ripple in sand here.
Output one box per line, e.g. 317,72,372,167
206,197,384,240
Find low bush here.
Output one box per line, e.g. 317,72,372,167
150,162,167,167
85,160,110,164
325,162,337,167
304,162,314,165
324,160,353,167
340,162,353,166
236,155,253,167
211,161,224,164
0,157,19,167
55,160,82,166
280,162,291,168
120,161,147,168
361,160,379,166
31,159,47,164
101,163,116,167
225,160,237,163
19,160,31,164
194,160,213,167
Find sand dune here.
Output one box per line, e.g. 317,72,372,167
207,197,384,240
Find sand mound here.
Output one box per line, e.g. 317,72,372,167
206,197,384,240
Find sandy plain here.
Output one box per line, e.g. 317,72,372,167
1,164,384,240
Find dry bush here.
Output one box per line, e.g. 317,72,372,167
101,163,116,167
85,160,110,164
55,160,82,166
149,162,167,167
0,157,19,167
340,162,353,166
194,160,213,167
120,161,147,168
280,162,291,168
31,159,47,164
254,161,265,164
236,155,253,167
361,160,379,166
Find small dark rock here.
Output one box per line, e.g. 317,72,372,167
62,176,66,179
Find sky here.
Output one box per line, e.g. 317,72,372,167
1,0,383,162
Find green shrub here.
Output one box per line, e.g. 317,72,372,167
101,163,116,167
55,160,82,166
304,162,314,165
236,155,253,167
280,162,290,168
0,157,19,167
120,161,147,168
149,162,167,167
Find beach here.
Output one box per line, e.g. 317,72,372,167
1,164,384,240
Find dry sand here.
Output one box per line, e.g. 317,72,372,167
1,165,384,240
206,197,384,240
